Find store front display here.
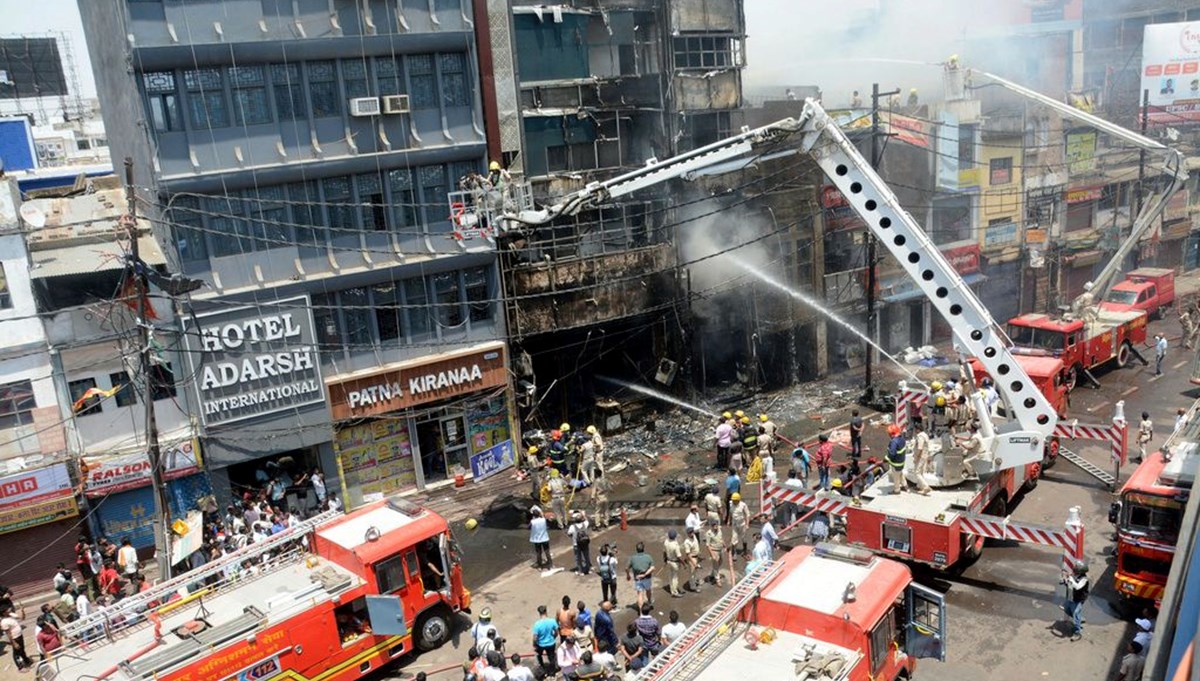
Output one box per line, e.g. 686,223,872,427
326,342,514,505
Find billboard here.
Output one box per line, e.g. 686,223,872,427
82,439,202,497
0,38,68,100
1141,21,1200,125
182,297,324,427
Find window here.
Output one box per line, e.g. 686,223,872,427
142,71,182,132
308,60,341,118
311,293,343,365
184,68,229,129
673,33,740,69
229,65,271,126
1122,16,1150,46
109,372,136,407
69,378,103,416
419,165,447,226
151,363,177,400
376,56,405,96
271,63,305,120
464,267,491,323
439,53,470,107
322,176,356,231
958,124,976,166
0,262,11,309
373,283,403,344
374,554,406,594
405,277,432,337
388,169,417,229
408,54,437,109
432,272,463,327
931,195,972,245
172,196,208,262
0,380,35,429
249,185,289,247
356,173,386,231
341,287,374,349
341,58,370,99
77,139,91,150
207,197,250,257
1122,493,1183,543
288,181,322,248
1086,19,1119,49
868,610,895,676
989,156,1013,185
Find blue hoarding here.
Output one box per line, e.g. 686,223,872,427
469,439,514,482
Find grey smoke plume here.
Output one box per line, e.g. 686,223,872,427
678,199,776,319
745,0,1044,103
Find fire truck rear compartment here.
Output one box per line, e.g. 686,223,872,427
688,628,861,681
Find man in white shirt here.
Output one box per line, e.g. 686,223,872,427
505,654,537,681
311,469,327,505
752,532,772,564
117,538,139,577
685,505,703,535
661,610,686,645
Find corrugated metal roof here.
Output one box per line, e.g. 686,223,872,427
30,234,166,279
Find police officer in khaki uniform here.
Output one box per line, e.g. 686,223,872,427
703,519,726,587
663,530,684,598
682,526,702,592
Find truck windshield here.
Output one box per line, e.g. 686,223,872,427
1008,325,1062,351
1104,290,1138,305
1121,493,1183,543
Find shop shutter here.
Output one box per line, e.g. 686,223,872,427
0,518,84,602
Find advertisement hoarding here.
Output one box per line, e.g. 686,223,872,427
82,439,201,497
1141,21,1200,125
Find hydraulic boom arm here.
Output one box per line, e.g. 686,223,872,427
968,69,1188,305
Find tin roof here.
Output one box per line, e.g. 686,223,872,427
29,233,165,278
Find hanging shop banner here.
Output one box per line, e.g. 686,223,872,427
0,495,78,535
941,244,981,275
335,419,418,510
183,296,324,427
1141,21,1200,126
168,510,204,566
1065,129,1097,174
328,342,508,420
0,463,73,510
469,439,515,482
82,439,202,497
883,113,932,149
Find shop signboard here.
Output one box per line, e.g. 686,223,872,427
0,463,73,510
82,439,201,497
0,495,78,535
1066,187,1102,204
942,244,981,275
183,297,324,426
328,342,508,420
1141,21,1200,126
984,222,1019,248
1065,129,1097,173
469,439,515,482
335,419,418,509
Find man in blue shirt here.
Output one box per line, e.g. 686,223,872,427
723,469,741,525
531,604,559,673
594,600,618,654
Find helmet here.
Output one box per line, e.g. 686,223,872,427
731,492,742,502
741,417,751,425
831,478,843,488
549,468,560,477
586,425,597,434
561,423,571,432
735,410,745,418
931,381,943,392
480,608,492,620
489,161,501,171
887,425,902,437
1074,561,1089,575
935,395,947,407
722,412,732,419
528,445,539,455
910,88,918,94
759,414,769,422
551,429,562,440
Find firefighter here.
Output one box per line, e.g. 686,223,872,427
526,445,544,500
758,413,777,455
907,88,919,108
739,417,758,471
548,430,567,475
886,425,908,494
729,492,751,559
548,468,569,529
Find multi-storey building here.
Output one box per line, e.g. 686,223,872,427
77,0,513,510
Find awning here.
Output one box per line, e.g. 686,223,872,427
883,272,987,304
30,234,166,279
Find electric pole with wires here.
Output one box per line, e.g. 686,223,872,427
123,157,173,580
864,83,899,404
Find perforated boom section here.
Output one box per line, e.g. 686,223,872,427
801,103,1055,440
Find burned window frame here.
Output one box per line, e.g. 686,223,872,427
672,33,743,70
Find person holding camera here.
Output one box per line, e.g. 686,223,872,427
1061,560,1089,641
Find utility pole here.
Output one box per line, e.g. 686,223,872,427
864,83,899,402
1135,89,1149,266
124,158,172,580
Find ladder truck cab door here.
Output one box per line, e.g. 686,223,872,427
905,582,947,661
366,594,411,637
366,548,423,634
438,531,464,602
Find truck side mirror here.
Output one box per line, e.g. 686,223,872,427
1108,501,1120,524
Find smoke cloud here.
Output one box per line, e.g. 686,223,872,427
677,198,776,320
744,0,1049,104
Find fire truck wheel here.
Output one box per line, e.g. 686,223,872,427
1064,365,1080,392
1116,342,1132,368
415,607,452,651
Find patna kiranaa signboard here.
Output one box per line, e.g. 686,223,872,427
183,297,324,426
1141,21,1200,125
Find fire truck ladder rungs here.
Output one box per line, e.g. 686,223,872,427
1057,446,1117,489
63,509,340,640
634,560,784,681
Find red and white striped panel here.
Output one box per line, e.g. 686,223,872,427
1053,420,1130,466
895,389,927,431
959,513,1077,550
761,482,848,517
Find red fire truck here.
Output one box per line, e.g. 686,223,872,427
47,497,470,681
633,544,945,681
1006,309,1149,391
1111,403,1199,602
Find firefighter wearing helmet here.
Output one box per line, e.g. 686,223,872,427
886,424,908,494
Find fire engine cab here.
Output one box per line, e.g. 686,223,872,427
634,544,945,681
1007,309,1148,391
45,497,470,681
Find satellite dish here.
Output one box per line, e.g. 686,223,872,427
19,201,46,229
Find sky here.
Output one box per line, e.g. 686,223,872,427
3,0,97,99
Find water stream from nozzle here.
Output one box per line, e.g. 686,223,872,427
733,258,929,388
596,376,718,419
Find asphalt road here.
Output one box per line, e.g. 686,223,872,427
377,319,1194,681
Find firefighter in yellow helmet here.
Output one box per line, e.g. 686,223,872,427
759,413,778,456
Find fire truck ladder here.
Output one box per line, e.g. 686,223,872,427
634,560,785,681
62,509,340,641
1053,412,1128,491
1057,447,1116,489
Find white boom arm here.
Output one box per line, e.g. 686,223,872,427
968,69,1188,305
496,100,1057,471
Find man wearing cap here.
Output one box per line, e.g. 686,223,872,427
663,529,684,598
549,430,567,475
704,519,726,587
548,469,569,529
1061,560,1090,641
471,609,498,648
715,414,734,470
759,414,777,456
886,425,909,494
525,445,544,501
703,487,723,526
729,492,751,559
682,526,702,592
590,467,612,528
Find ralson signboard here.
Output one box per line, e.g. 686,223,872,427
327,343,507,420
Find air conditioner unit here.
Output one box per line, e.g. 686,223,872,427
382,94,410,114
349,97,381,117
